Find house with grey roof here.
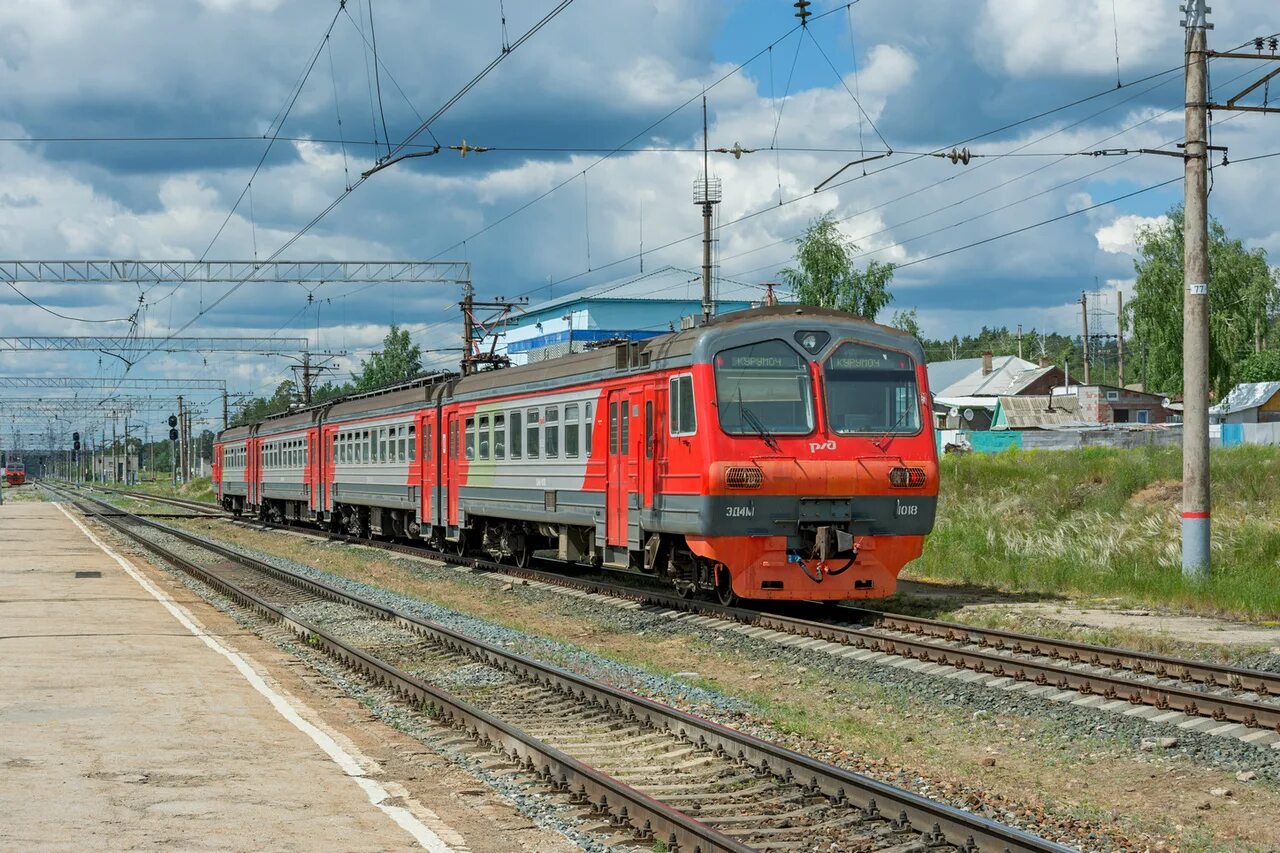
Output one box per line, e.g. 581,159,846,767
927,352,1069,429
1210,381,1280,424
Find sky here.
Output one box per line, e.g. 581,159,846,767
0,0,1277,439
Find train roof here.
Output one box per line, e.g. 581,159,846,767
324,374,451,421
449,303,922,402
218,305,922,436
219,424,253,442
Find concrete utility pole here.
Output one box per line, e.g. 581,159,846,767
1117,288,1126,388
1017,324,1023,361
460,283,475,375
301,352,312,405
1080,291,1091,385
176,395,185,485
1181,0,1211,580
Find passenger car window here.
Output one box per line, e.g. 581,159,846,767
544,407,559,458
510,411,522,458
525,408,539,459
478,415,490,460
645,401,654,459
564,404,579,458
493,415,505,460
465,417,475,461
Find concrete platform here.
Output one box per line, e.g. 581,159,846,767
0,502,564,852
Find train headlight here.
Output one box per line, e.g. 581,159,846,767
889,466,926,488
794,330,830,353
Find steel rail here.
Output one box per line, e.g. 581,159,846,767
87,487,227,517
87,484,1280,731
840,606,1280,698
47,485,747,853
55,483,1069,853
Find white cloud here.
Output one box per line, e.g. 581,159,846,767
1095,213,1168,255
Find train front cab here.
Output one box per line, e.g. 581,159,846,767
665,308,938,602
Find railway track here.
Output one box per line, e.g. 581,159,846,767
81,484,1280,742
50,483,1069,853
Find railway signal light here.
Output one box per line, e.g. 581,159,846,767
168,414,178,428
169,428,179,441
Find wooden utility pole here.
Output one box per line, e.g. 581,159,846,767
1117,289,1126,388
1080,291,1091,385
1181,0,1211,580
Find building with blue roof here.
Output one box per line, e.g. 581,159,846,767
502,266,786,364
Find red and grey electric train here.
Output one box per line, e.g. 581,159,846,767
214,305,938,603
4,462,26,487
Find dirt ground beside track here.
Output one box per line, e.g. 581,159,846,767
172,516,1280,852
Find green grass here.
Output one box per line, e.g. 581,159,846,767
125,476,216,504
910,445,1280,620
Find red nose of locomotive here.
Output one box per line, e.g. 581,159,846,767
684,324,938,601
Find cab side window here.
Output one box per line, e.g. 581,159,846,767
669,375,696,436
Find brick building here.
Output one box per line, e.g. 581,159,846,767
1068,385,1174,425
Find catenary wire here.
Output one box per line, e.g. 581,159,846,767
120,0,578,372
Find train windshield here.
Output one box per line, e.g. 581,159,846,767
823,342,920,435
715,339,815,435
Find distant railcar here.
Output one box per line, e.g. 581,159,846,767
5,462,26,486
214,305,939,603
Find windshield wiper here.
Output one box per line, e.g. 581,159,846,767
872,405,913,451
738,388,781,452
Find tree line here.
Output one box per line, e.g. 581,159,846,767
231,326,426,426
781,206,1279,396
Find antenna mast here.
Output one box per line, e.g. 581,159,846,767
694,95,721,326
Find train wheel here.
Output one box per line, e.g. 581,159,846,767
512,539,532,569
453,534,469,557
715,568,739,608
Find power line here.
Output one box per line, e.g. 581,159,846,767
422,3,860,262
890,176,1182,272
146,2,347,311
124,0,576,372
3,282,134,324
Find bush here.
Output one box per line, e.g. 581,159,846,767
912,446,1280,619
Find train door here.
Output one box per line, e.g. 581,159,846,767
307,431,318,512
248,440,260,507
640,383,658,508
606,389,636,547
445,411,460,527
419,413,433,529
